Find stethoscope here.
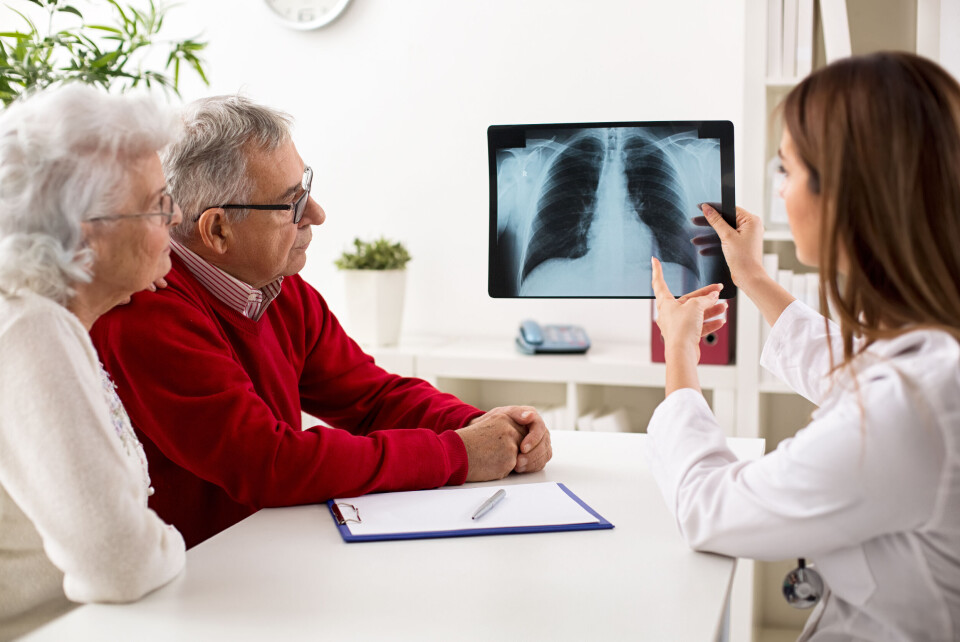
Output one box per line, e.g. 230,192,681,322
783,558,824,609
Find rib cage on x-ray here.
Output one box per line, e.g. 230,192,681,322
622,134,700,277
494,126,722,297
521,136,604,282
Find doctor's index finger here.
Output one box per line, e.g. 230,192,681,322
650,257,675,303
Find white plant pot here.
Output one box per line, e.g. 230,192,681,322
341,269,407,347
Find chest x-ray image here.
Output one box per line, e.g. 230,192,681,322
487,121,736,298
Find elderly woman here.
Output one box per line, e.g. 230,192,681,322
0,84,186,639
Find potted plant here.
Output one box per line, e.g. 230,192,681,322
334,236,411,347
0,0,209,107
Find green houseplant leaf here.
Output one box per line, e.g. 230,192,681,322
0,0,209,107
334,237,411,271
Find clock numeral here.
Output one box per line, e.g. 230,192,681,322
267,0,349,29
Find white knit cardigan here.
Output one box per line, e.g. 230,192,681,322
0,290,185,640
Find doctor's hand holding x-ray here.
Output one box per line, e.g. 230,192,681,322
654,202,794,384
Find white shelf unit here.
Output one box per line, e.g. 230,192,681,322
370,338,738,435
762,228,794,241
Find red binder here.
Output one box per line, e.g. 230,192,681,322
651,298,737,365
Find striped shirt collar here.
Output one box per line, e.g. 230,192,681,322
170,239,283,322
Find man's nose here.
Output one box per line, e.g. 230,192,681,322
300,196,325,227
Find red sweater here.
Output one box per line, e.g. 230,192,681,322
91,256,481,547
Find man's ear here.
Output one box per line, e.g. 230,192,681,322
196,208,232,256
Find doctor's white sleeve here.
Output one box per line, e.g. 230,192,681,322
646,302,944,560
646,386,941,560
760,300,843,405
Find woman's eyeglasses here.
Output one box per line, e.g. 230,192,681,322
87,190,176,226
196,166,313,224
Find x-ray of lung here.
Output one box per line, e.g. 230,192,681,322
488,123,733,298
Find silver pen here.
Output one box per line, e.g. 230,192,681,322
471,488,506,520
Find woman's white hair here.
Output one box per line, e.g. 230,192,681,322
161,95,293,242
0,83,178,304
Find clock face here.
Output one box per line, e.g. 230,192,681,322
264,0,352,30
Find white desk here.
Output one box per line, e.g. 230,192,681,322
25,432,764,641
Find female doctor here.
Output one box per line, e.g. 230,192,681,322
648,51,960,641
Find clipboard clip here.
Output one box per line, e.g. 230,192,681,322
332,502,361,525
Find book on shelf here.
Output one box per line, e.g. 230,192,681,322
538,405,570,431
804,272,820,313
820,0,852,62
592,408,632,433
576,408,632,433
766,0,784,78
792,272,809,311
760,253,780,349
795,0,815,77
773,267,824,316
770,0,851,82
762,253,780,281
781,0,799,78
777,269,794,303
576,408,601,432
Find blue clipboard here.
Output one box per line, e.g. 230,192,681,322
327,482,614,543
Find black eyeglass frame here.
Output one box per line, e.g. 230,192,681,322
87,191,176,226
196,166,313,224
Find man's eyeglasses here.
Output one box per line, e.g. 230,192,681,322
198,166,313,224
87,190,177,226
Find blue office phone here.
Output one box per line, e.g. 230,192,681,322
516,320,590,354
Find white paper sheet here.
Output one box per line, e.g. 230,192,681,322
334,482,599,536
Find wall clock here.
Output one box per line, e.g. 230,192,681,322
264,0,352,30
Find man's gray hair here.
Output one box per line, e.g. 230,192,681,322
0,83,178,305
162,95,293,242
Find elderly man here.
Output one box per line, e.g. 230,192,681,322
92,96,551,547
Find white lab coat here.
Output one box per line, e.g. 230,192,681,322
647,301,960,641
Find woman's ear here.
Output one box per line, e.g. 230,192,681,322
196,208,231,256
78,220,102,255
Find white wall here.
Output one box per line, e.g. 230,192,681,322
164,0,745,342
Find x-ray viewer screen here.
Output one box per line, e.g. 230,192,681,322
488,121,736,298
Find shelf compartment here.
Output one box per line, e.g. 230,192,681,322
574,384,715,434
434,377,566,411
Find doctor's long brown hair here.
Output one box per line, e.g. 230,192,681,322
781,52,960,370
